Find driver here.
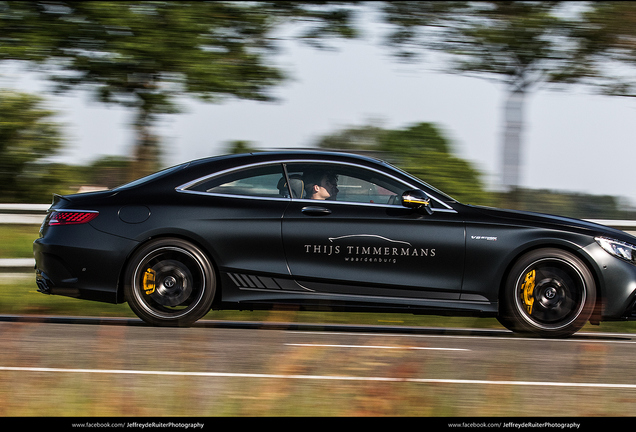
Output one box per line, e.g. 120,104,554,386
303,170,339,200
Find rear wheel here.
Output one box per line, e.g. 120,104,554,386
499,248,596,338
124,238,216,326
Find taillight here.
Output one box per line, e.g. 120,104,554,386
48,211,98,226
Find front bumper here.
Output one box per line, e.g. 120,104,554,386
582,242,636,320
622,298,636,320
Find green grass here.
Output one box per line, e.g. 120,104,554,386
0,224,40,259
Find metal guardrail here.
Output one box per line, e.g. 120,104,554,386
0,203,49,225
0,204,50,211
0,258,35,270
1,205,636,270
1,204,48,270
586,220,636,231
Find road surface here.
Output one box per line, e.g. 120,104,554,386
0,316,635,417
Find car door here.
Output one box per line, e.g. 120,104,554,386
281,161,466,300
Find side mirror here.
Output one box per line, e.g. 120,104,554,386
401,189,433,215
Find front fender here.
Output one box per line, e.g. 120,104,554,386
461,225,595,302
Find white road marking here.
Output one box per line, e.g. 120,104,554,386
285,343,469,351
411,379,636,389
0,366,409,381
288,330,636,344
1,366,636,389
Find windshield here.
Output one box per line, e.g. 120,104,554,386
382,160,458,203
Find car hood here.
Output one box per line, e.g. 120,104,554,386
466,204,636,243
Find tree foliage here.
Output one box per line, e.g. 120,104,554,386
0,1,359,178
226,140,257,154
381,1,595,91
0,90,63,202
576,2,636,97
495,188,636,220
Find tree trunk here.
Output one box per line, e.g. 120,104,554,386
128,128,160,181
501,89,525,191
128,106,161,182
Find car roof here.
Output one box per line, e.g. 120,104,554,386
179,150,397,181
187,150,389,167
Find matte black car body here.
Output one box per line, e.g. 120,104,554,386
33,151,636,337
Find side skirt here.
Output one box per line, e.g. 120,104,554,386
217,272,497,317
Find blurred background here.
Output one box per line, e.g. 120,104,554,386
1,1,636,216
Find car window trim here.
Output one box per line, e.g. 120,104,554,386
175,161,283,191
176,159,456,213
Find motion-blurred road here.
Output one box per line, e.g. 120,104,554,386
1,317,635,416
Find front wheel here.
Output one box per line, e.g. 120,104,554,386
124,238,216,326
499,248,596,338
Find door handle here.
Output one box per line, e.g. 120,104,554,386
301,206,332,216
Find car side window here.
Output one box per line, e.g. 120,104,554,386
186,164,286,198
285,162,409,205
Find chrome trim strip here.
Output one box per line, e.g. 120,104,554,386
175,159,457,213
176,189,291,202
289,197,457,213
177,189,456,213
176,161,282,191
51,209,99,214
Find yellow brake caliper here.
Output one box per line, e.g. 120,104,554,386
521,269,536,314
142,268,156,295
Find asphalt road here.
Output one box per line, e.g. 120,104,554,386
1,316,636,418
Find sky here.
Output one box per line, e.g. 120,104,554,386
2,22,636,206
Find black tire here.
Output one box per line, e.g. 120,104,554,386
124,238,216,326
499,248,596,338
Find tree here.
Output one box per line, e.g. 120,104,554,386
0,90,64,202
0,1,359,179
380,2,599,192
226,140,257,154
316,122,491,205
494,187,636,220
575,2,636,97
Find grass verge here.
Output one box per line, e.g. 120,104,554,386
0,224,40,259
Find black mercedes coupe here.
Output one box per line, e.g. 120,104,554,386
33,151,636,337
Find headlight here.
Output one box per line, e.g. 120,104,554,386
595,237,636,264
